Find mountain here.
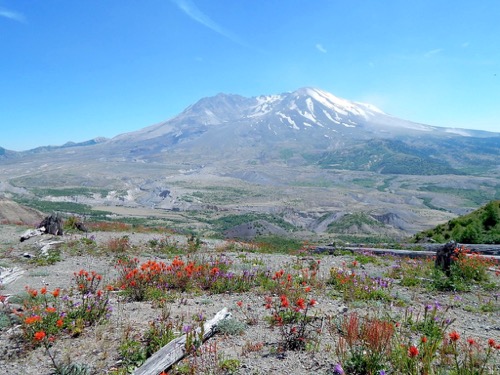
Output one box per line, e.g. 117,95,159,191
0,87,499,241
102,87,499,174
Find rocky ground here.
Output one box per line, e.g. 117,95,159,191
0,224,499,375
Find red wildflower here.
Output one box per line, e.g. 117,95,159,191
488,339,496,348
34,331,46,341
408,345,419,358
25,315,41,325
40,287,47,295
421,336,428,343
309,299,317,306
467,338,476,346
296,298,306,310
52,288,60,298
45,307,56,313
56,319,64,328
236,301,243,308
449,331,460,342
280,295,289,308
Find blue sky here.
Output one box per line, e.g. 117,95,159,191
1,0,499,151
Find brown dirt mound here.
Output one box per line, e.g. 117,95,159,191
0,197,45,226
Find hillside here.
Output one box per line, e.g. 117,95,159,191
413,200,500,244
0,197,45,226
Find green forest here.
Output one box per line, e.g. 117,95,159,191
413,200,500,244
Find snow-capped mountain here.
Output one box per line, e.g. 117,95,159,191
2,87,498,175
101,87,498,176
112,87,491,145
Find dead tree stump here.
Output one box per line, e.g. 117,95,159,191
434,241,457,276
37,214,64,236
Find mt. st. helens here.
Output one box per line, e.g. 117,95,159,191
2,87,499,172
104,87,499,175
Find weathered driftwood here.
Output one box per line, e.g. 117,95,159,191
20,227,46,242
0,267,25,285
133,307,231,375
38,240,64,256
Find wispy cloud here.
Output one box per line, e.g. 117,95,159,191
424,48,443,58
315,43,327,53
172,0,245,46
0,7,26,23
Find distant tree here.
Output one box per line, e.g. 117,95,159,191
459,222,481,243
483,201,499,230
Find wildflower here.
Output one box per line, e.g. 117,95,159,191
408,345,419,358
45,307,57,313
333,363,345,375
449,331,460,342
379,371,386,375
40,287,47,295
265,296,272,309
467,338,476,346
25,315,42,324
52,288,60,298
34,331,46,341
28,289,38,297
236,301,243,308
309,299,317,306
280,295,289,308
421,336,428,343
56,319,64,328
488,338,496,348
296,298,306,310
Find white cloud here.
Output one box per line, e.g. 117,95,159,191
315,43,327,53
424,48,443,58
0,7,26,23
172,0,246,46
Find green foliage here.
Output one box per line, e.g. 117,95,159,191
414,200,500,244
32,249,62,266
251,235,304,254
31,187,109,198
12,196,113,219
118,339,147,369
418,185,494,205
209,213,296,233
327,212,383,233
308,139,461,175
216,318,247,336
430,247,497,292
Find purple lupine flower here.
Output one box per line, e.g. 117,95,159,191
333,363,345,375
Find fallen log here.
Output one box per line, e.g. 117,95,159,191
313,246,500,260
133,307,231,375
20,227,45,242
0,267,25,285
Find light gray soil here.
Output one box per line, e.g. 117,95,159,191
0,225,498,374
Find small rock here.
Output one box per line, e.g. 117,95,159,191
338,305,348,313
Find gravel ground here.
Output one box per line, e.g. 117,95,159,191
0,225,499,374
